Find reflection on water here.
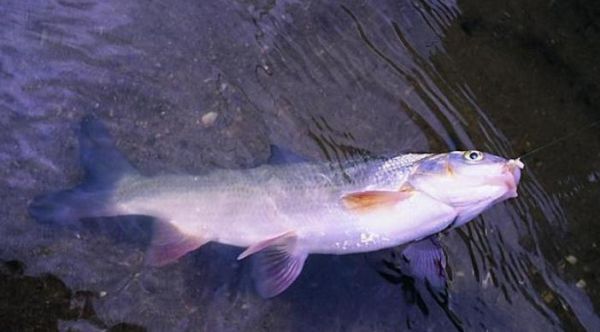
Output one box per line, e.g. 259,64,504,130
1,0,599,330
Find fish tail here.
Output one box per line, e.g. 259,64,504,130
29,186,106,225
29,115,138,226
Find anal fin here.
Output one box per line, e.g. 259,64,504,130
237,231,308,298
145,220,209,267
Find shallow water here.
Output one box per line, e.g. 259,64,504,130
1,0,599,331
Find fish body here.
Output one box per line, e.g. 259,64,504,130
111,154,453,254
30,118,523,297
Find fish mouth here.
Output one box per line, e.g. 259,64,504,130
502,158,524,198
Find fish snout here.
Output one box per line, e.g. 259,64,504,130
502,158,524,197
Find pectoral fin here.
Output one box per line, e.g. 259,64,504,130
377,237,447,291
342,187,413,213
145,220,209,267
401,237,447,289
238,231,308,298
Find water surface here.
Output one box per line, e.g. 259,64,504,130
1,0,599,331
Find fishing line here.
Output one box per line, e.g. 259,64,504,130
518,119,600,159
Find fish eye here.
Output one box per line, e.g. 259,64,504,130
463,150,484,161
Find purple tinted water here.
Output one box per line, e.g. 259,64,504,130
1,0,599,330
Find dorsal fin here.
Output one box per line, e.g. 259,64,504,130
268,145,310,165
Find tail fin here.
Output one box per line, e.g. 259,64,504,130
29,187,102,225
29,116,139,225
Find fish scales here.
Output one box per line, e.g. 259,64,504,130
112,156,428,248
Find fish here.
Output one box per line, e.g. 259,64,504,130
29,117,524,297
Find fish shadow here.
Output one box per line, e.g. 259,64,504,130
179,246,453,331
63,216,461,330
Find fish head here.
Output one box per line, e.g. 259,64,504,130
407,151,524,227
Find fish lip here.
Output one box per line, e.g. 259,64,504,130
512,158,525,169
502,159,524,198
504,179,519,198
